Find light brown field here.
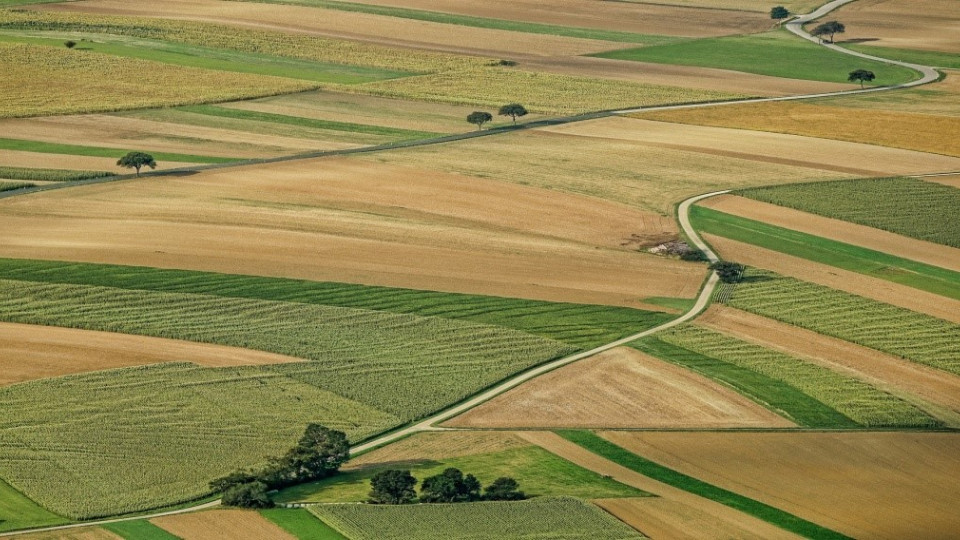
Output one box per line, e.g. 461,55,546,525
0,155,703,308
347,431,530,470
445,347,793,429
519,431,802,540
0,322,303,387
9,528,121,540
701,195,960,272
151,509,294,540
0,150,202,173
601,431,960,540
618,0,823,12
834,0,960,53
595,498,774,540
342,0,772,37
637,101,960,156
698,306,960,427
817,70,960,117
598,117,960,175
703,234,960,323
925,173,960,187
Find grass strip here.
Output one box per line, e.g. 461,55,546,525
690,205,960,300
557,430,853,540
261,509,348,540
227,0,676,44
631,337,857,428
594,30,918,85
0,181,32,192
0,137,237,164
179,104,439,140
0,478,68,533
0,165,112,181
103,520,179,540
737,177,960,249
844,44,960,70
0,258,672,349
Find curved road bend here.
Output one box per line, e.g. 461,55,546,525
0,0,948,533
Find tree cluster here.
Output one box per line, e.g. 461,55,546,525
368,467,526,504
710,261,745,284
211,424,350,508
811,20,845,43
467,103,529,130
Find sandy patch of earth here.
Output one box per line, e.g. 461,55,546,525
152,509,294,540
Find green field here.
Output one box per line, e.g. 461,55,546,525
276,443,644,503
311,497,645,540
103,520,179,540
262,509,348,540
727,269,960,376
557,431,851,540
594,30,919,85
0,138,238,164
226,0,675,45
0,259,672,349
690,205,960,299
655,325,938,428
0,478,67,533
844,44,960,70
0,166,112,182
737,177,960,248
0,181,31,192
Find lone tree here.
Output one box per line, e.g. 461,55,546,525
64,40,77,49
498,103,528,124
484,477,526,501
770,6,790,21
811,20,845,43
420,468,482,503
369,469,418,504
117,152,156,177
710,261,744,284
848,68,876,88
466,111,493,131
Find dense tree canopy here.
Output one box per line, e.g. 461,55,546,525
419,468,482,503
811,20,845,42
467,111,493,130
369,469,418,504
770,6,790,20
498,103,529,124
116,152,156,177
848,69,876,88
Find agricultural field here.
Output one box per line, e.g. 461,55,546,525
311,497,645,540
831,0,960,54
151,509,294,540
261,509,347,540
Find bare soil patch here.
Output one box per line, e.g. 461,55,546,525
0,156,702,308
0,322,303,387
519,431,801,540
924,173,960,187
8,529,122,540
698,306,960,427
834,0,960,53
602,431,960,540
0,150,201,173
347,431,529,470
702,194,960,272
703,234,960,324
445,347,793,429
152,509,294,540
595,497,774,540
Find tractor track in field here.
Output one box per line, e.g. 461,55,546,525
0,0,950,534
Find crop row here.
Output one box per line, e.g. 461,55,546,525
727,269,960,376
0,166,112,181
657,325,939,428
738,177,960,248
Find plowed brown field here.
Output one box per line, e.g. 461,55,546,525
347,432,529,470
9,528,121,540
0,156,703,308
601,431,960,540
703,234,960,323
152,509,294,540
701,195,960,272
519,432,801,540
834,0,960,53
698,306,960,427
595,498,773,540
0,322,303,387
445,347,793,429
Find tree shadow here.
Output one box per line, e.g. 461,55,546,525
839,38,880,44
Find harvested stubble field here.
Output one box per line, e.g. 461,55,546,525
832,0,960,54
656,324,938,428
7,529,122,540
0,321,304,386
601,431,960,540
311,497,644,540
728,269,960,376
636,0,822,10
445,347,794,429
0,150,199,173
698,306,960,427
151,509,294,540
814,70,960,117
0,157,705,308
0,41,313,119
638,101,960,157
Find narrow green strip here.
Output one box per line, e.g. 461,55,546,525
261,509,348,540
103,520,180,540
691,205,960,300
0,138,237,164
179,105,439,140
0,181,33,192
0,166,111,181
556,431,853,540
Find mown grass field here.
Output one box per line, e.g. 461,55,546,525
594,30,918,85
0,166,111,181
691,205,960,299
0,138,238,164
844,44,960,70
311,497,645,540
738,177,960,248
654,325,939,428
103,520,179,540
0,478,66,533
728,269,960,376
261,509,348,540
558,431,851,540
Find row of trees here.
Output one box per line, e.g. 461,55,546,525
467,103,528,130
211,424,350,508
369,468,525,504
